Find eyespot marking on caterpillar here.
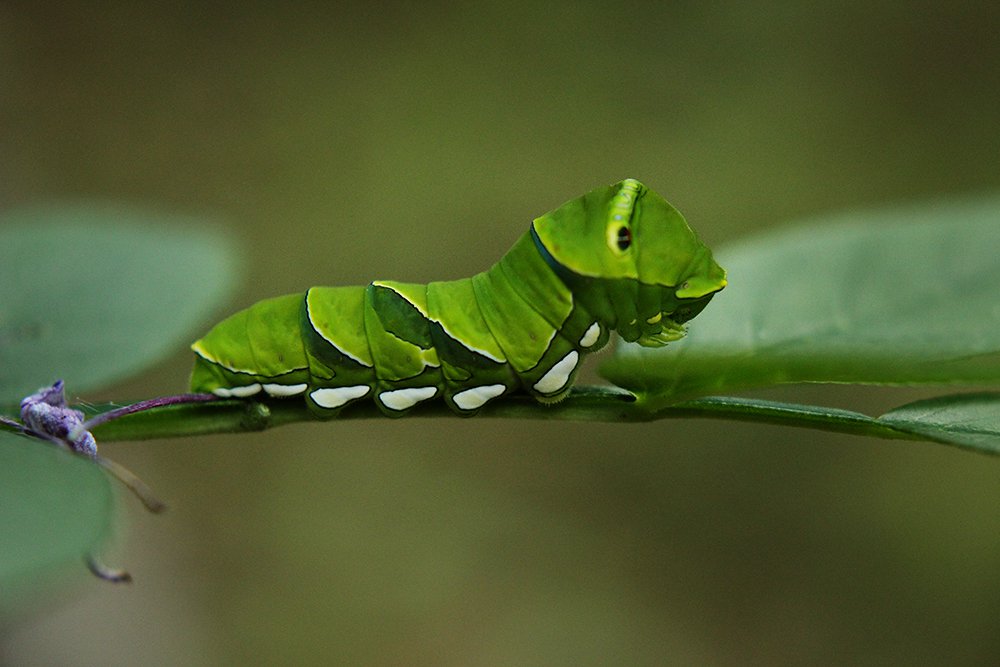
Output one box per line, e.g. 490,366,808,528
616,226,632,251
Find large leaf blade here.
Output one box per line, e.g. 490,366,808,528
878,392,1000,455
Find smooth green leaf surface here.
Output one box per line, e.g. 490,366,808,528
879,392,1000,455
0,203,240,403
0,431,115,615
603,195,1000,406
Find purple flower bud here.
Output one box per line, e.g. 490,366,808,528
19,381,98,458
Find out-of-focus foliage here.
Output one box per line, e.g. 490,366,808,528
0,211,239,616
0,431,114,617
0,206,240,403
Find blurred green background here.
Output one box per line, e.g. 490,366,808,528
3,2,999,664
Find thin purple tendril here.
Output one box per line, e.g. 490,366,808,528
75,392,217,437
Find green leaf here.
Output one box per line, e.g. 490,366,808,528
0,431,115,615
603,194,1000,406
0,203,241,403
879,392,1000,455
665,394,1000,456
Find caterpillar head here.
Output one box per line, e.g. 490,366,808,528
532,178,727,346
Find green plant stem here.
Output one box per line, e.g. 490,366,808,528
74,386,921,444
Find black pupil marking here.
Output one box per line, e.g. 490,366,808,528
616,226,631,251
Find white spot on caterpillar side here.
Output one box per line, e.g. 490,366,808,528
379,386,437,411
263,383,307,397
533,351,579,394
452,384,506,411
579,322,601,348
213,383,262,398
310,385,370,409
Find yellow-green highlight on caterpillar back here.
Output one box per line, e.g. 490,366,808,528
190,179,727,416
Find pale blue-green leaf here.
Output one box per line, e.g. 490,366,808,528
0,203,241,403
0,431,115,615
603,195,1000,407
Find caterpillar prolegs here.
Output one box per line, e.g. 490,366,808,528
190,179,727,416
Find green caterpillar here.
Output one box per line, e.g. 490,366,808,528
190,179,726,416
